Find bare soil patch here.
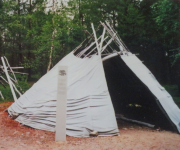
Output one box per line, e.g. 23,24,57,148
0,102,180,150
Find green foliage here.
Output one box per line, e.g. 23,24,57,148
163,85,180,108
0,85,13,102
151,0,180,69
15,74,31,93
0,0,180,84
152,0,180,45
0,74,31,102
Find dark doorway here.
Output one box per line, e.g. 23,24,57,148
103,56,177,132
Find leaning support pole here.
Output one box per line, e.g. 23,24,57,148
91,23,101,55
99,28,106,52
0,91,4,99
116,116,155,128
4,56,18,83
1,57,17,101
102,52,122,61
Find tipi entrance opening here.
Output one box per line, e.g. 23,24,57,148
103,55,176,132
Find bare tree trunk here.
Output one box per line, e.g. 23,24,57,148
28,0,32,78
18,0,22,64
47,29,55,72
47,0,55,72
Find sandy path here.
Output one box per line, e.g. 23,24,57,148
0,102,180,150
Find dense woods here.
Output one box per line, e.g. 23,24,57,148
0,0,180,84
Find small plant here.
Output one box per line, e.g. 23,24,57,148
15,74,31,93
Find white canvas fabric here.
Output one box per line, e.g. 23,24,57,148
121,52,180,133
8,52,119,137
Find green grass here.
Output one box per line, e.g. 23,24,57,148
0,77,32,103
163,85,180,108
0,85,14,103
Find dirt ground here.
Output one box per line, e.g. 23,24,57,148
0,102,180,150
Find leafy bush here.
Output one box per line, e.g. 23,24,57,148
15,74,31,93
0,74,32,103
0,85,13,102
163,85,180,108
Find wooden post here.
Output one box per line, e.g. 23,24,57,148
55,66,68,141
1,57,17,101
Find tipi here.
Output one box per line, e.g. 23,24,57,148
7,22,180,137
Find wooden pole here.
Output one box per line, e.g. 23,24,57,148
1,57,17,101
116,116,155,128
91,23,101,55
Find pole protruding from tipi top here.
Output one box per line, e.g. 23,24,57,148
73,21,132,61
100,21,130,53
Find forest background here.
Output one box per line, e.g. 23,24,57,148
0,0,180,103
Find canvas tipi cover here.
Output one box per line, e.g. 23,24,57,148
7,22,180,136
8,51,119,137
